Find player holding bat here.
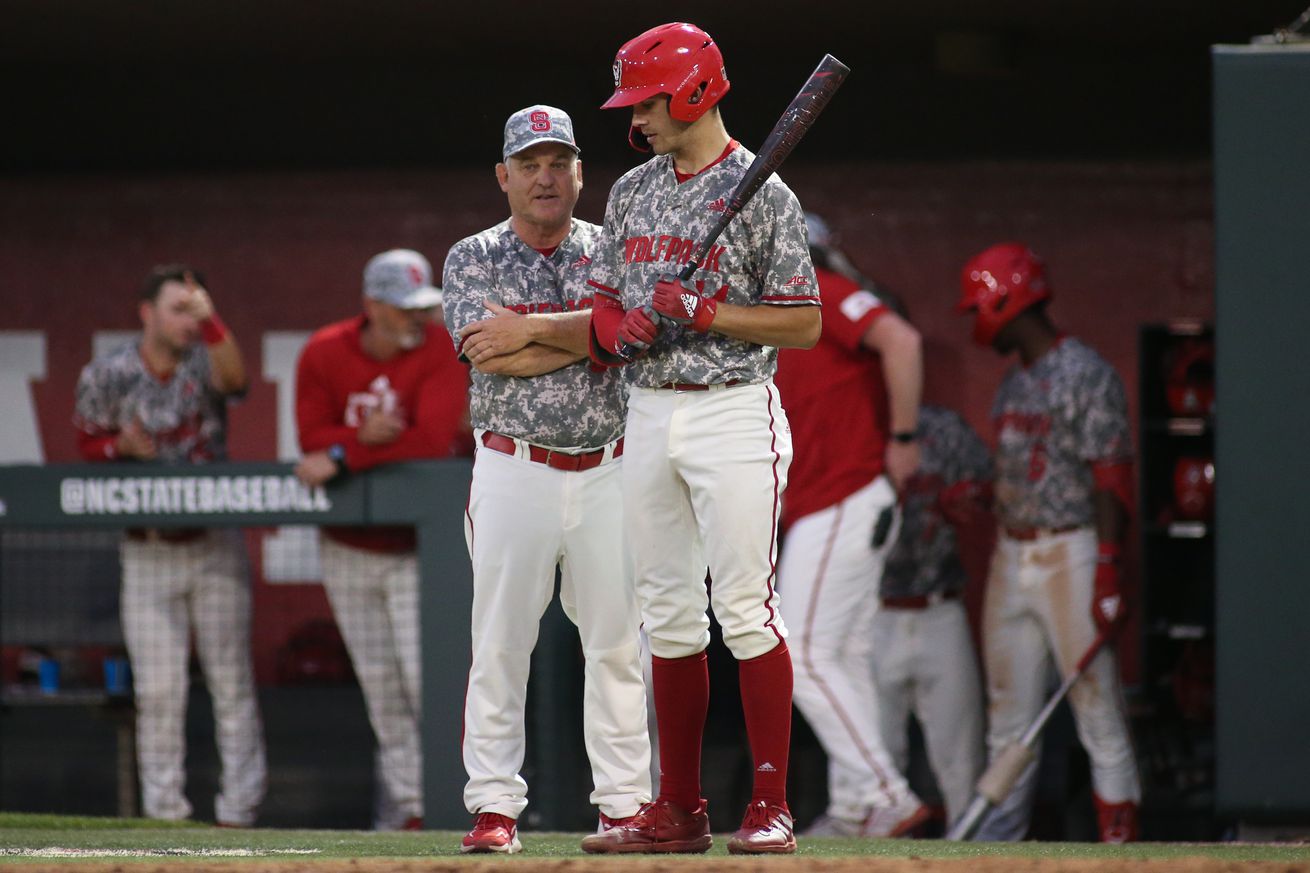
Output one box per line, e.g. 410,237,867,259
584,22,837,855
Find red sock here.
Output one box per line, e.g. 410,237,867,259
739,641,793,808
652,650,709,812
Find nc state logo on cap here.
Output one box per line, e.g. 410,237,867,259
613,59,623,88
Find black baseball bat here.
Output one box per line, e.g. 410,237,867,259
615,53,850,360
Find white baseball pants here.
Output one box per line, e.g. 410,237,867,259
976,526,1140,840
778,475,915,818
119,530,266,826
319,537,423,829
872,597,985,826
462,439,651,820
623,382,792,662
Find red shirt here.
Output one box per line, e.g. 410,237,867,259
296,315,470,552
774,267,890,530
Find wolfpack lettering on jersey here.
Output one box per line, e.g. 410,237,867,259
881,406,993,599
991,337,1131,529
586,142,819,386
443,218,625,448
74,340,230,463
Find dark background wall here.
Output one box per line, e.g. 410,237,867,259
3,0,1303,172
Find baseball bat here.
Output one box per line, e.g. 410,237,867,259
945,629,1114,841
615,53,850,360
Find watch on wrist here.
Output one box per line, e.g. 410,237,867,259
892,429,918,444
327,443,349,474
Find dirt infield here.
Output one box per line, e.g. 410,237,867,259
37,857,1310,873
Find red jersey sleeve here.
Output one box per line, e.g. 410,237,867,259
816,268,887,352
295,335,355,453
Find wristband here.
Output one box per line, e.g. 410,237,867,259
199,312,229,345
891,429,918,444
692,297,717,333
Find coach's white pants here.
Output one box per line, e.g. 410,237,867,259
119,530,266,826
462,441,651,820
872,598,985,827
320,537,422,829
976,527,1140,840
624,382,792,662
779,476,914,817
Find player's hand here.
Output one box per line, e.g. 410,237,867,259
616,305,660,357
884,440,921,493
459,300,533,366
179,270,215,322
295,451,339,487
651,275,717,333
115,418,156,460
1092,542,1127,634
357,409,404,445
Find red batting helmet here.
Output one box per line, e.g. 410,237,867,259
1164,339,1215,417
602,22,730,123
1172,456,1215,521
956,242,1052,346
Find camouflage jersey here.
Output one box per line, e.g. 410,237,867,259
991,336,1132,530
73,339,230,463
443,217,625,449
586,141,819,387
881,406,992,598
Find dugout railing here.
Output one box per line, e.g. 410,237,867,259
0,460,585,829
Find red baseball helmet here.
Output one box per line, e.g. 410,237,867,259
956,242,1052,346
602,22,730,123
1172,456,1215,521
1164,339,1215,417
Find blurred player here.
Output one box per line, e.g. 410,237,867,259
294,248,469,830
443,105,651,854
773,213,930,838
73,264,266,826
583,23,819,855
872,403,989,832
956,241,1140,842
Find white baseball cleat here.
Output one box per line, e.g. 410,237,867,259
864,792,933,838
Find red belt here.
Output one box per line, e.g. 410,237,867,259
1003,523,1083,541
480,431,622,472
126,527,207,544
880,591,960,610
655,379,741,391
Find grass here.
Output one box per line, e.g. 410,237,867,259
1,813,1309,862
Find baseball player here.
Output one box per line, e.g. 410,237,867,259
582,23,820,856
443,105,651,854
773,213,931,838
293,249,469,830
871,403,990,832
73,264,266,826
956,241,1140,842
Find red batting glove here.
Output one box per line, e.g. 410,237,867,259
651,275,717,333
1092,542,1126,634
617,305,660,356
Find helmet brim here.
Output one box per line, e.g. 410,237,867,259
601,85,665,110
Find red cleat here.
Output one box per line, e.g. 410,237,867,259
728,800,796,854
579,798,711,854
460,812,521,854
